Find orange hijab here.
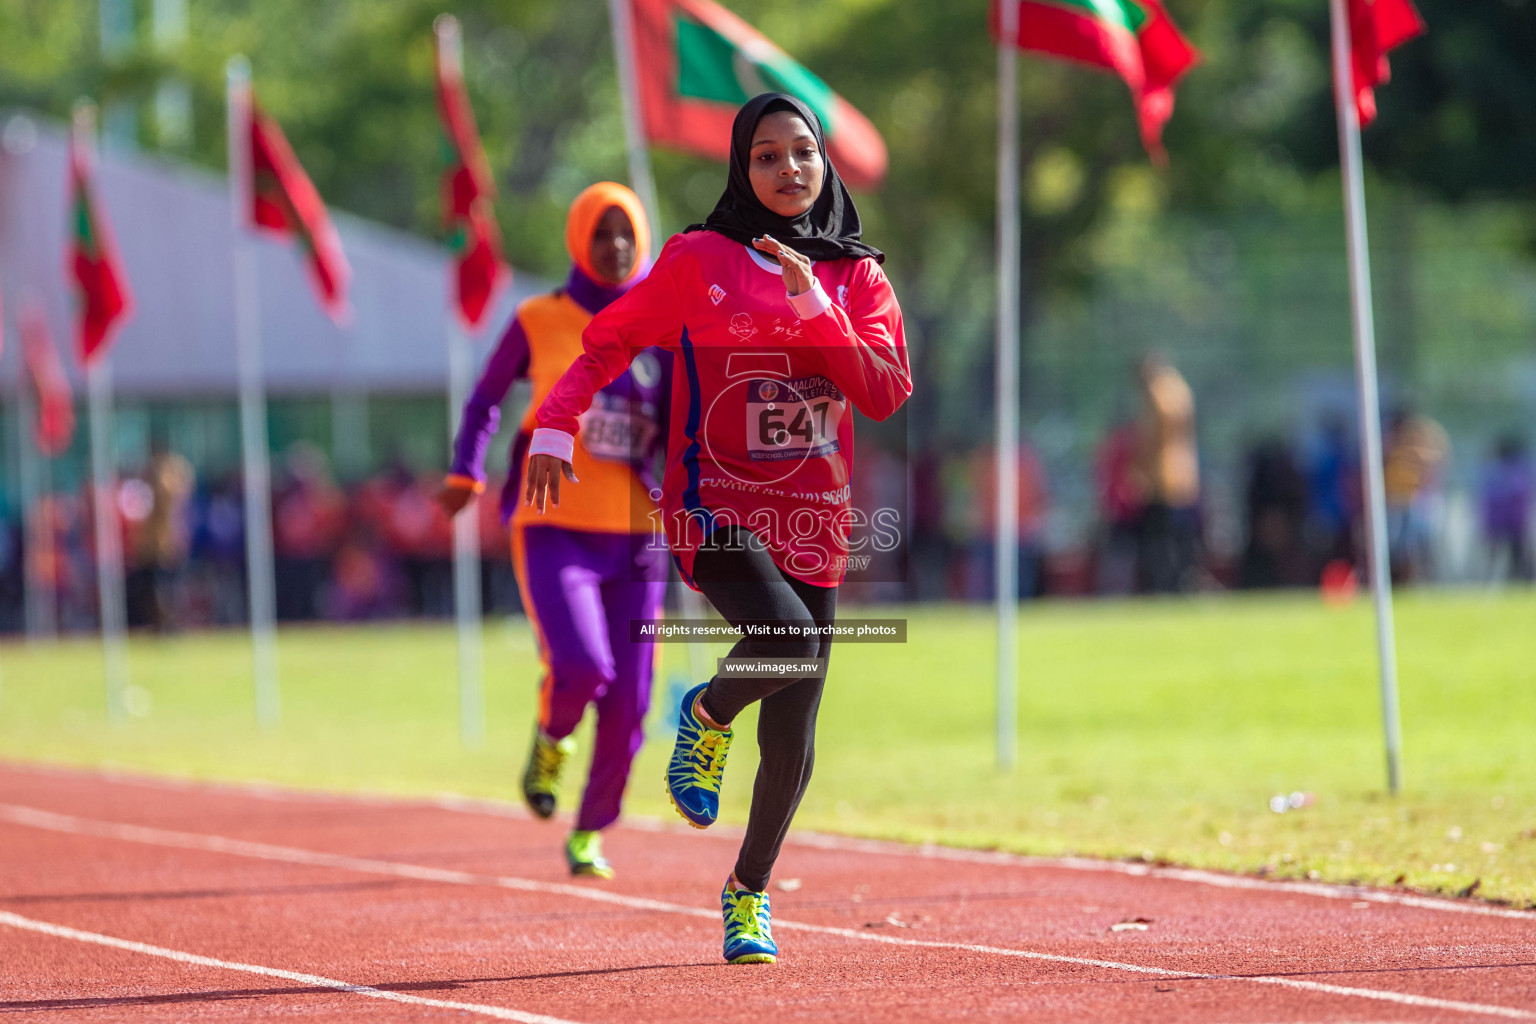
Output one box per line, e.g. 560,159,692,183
565,182,651,285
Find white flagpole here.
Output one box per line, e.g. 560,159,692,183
607,0,711,691
994,0,1021,772
436,15,486,749
447,321,486,748
1328,0,1403,795
607,0,662,253
87,360,130,720
74,102,131,722
227,56,280,729
15,355,56,641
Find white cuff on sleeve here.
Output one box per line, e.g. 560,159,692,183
529,427,575,464
787,279,832,320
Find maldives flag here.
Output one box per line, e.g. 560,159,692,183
1346,0,1425,127
627,0,888,191
436,26,508,330
246,100,351,323
68,128,134,365
20,302,77,456
989,0,1199,162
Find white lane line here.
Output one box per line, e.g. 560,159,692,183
783,830,1536,922
12,760,1531,923
0,910,585,1024
4,803,1533,1021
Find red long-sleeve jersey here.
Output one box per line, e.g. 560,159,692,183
532,230,910,587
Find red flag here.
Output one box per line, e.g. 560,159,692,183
1347,0,1425,127
990,0,1200,162
68,124,134,365
627,0,888,190
435,20,509,331
246,99,352,323
19,302,77,456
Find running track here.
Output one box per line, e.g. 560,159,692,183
3,763,1534,1022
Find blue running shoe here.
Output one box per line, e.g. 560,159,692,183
721,877,777,964
666,682,731,829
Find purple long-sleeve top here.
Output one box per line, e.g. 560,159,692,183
449,264,671,523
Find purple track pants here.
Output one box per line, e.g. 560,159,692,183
514,523,668,832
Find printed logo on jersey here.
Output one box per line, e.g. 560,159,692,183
729,313,757,342
708,284,727,306
769,316,804,341
837,285,848,308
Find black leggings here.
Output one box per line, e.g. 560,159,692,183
692,528,837,892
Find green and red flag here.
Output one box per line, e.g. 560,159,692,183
989,0,1199,162
626,0,888,191
67,125,134,365
20,301,77,456
435,17,508,331
1345,0,1424,127
245,99,351,323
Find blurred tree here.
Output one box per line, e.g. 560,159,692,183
2,0,1532,445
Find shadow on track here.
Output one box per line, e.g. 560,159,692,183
0,962,723,1013
0,879,402,906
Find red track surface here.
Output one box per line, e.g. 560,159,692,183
3,762,1535,1022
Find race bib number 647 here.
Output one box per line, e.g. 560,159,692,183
745,376,845,462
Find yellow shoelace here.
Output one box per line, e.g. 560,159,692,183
688,731,729,792
531,739,566,785
725,890,768,938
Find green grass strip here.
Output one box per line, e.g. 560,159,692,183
2,592,1533,906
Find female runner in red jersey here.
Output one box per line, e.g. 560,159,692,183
525,93,910,964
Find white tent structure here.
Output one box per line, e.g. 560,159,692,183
0,109,542,734
0,110,542,398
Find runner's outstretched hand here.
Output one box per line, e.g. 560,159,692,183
524,453,578,513
753,235,814,297
436,479,476,517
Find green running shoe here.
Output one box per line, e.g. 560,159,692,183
666,683,731,828
522,727,574,820
721,877,777,964
564,830,615,879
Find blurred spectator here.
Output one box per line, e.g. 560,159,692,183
961,442,1049,600
0,458,539,632
125,443,194,630
1480,434,1533,583
1304,412,1359,574
361,462,454,616
1239,437,1310,588
908,449,952,601
187,474,248,626
273,443,347,621
1383,408,1450,584
476,477,520,613
322,520,404,619
1134,354,1203,593
1093,417,1143,595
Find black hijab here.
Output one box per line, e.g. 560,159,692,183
687,93,883,264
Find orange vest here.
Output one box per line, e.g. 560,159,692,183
512,292,658,534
